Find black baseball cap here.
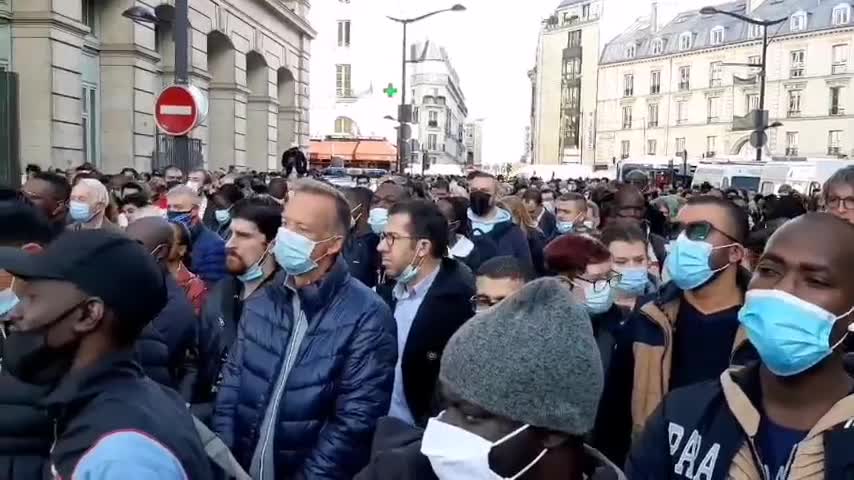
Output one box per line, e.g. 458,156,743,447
0,229,167,332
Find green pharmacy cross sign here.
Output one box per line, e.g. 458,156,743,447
383,83,398,98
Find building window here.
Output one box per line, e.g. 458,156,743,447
334,116,355,135
678,66,690,90
790,11,807,31
749,24,764,39
648,103,659,127
647,139,657,155
625,44,636,59
623,73,634,96
790,50,805,78
82,0,98,36
832,44,849,74
621,140,630,159
706,136,717,156
650,70,661,94
675,137,686,154
412,106,420,122
830,86,844,115
651,39,664,55
564,57,581,79
710,26,724,45
707,96,720,122
788,90,802,117
81,84,98,166
582,4,591,19
428,133,438,151
786,132,799,156
828,130,842,155
709,61,723,87
832,4,850,25
428,110,439,127
568,30,582,48
622,105,633,129
678,32,692,50
746,93,759,112
335,64,352,97
337,20,351,47
676,100,688,124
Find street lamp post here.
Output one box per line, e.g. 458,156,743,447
387,4,466,173
700,6,786,162
123,0,192,173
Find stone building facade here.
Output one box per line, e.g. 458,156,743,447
6,0,314,174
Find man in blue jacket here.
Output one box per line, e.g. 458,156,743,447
627,213,854,479
212,178,397,479
466,171,532,273
167,184,227,287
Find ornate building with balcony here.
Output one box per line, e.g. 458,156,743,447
530,0,603,165
596,0,854,164
408,40,468,171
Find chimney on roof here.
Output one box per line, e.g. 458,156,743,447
650,1,659,33
748,0,765,13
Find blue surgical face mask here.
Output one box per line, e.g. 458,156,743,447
215,208,231,225
369,208,389,235
396,248,425,285
664,233,736,291
739,289,854,377
616,266,649,296
237,247,270,283
69,201,94,223
0,285,19,318
272,227,336,276
556,221,575,234
577,282,615,315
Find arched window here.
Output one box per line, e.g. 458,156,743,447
334,116,356,135
790,11,807,31
832,3,850,25
710,26,724,45
625,43,637,59
679,32,692,50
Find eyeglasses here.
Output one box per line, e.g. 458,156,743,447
825,196,854,211
671,221,738,243
470,295,504,311
378,232,416,247
574,272,622,293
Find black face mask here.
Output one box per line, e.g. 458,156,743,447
166,180,182,190
2,301,85,386
469,191,493,217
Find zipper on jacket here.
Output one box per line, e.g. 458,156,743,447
257,305,307,479
746,433,800,480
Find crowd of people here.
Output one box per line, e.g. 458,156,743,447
1,160,854,479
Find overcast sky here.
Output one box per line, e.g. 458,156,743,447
379,0,711,164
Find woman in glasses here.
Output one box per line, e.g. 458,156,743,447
543,234,625,374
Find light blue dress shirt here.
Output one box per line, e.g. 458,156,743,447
387,264,441,425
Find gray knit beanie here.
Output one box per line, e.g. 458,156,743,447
439,277,603,436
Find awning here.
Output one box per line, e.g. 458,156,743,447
309,139,397,163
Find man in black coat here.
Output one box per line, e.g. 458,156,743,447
0,200,56,480
376,199,476,427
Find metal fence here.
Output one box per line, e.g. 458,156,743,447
152,133,204,172
0,72,20,188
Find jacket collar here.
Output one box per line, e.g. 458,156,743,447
722,364,854,440
290,256,350,315
427,257,473,299
41,350,144,411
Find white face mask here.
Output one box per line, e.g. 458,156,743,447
420,415,547,480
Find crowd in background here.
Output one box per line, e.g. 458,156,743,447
1,159,854,479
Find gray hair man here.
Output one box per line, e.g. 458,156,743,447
212,178,397,479
166,184,227,286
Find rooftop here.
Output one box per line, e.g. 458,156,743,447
601,0,854,64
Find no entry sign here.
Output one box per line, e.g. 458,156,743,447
155,84,208,136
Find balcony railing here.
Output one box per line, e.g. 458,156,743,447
832,63,847,74
428,120,439,128
650,85,661,94
678,81,690,91
648,120,659,128
830,106,845,116
828,146,842,156
785,147,799,156
787,110,801,118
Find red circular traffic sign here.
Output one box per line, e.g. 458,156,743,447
155,85,200,136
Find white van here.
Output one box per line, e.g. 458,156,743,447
759,159,853,195
691,161,763,192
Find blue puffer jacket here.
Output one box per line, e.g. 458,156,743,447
189,223,227,287
212,258,397,479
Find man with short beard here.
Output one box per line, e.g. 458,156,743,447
191,196,282,420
